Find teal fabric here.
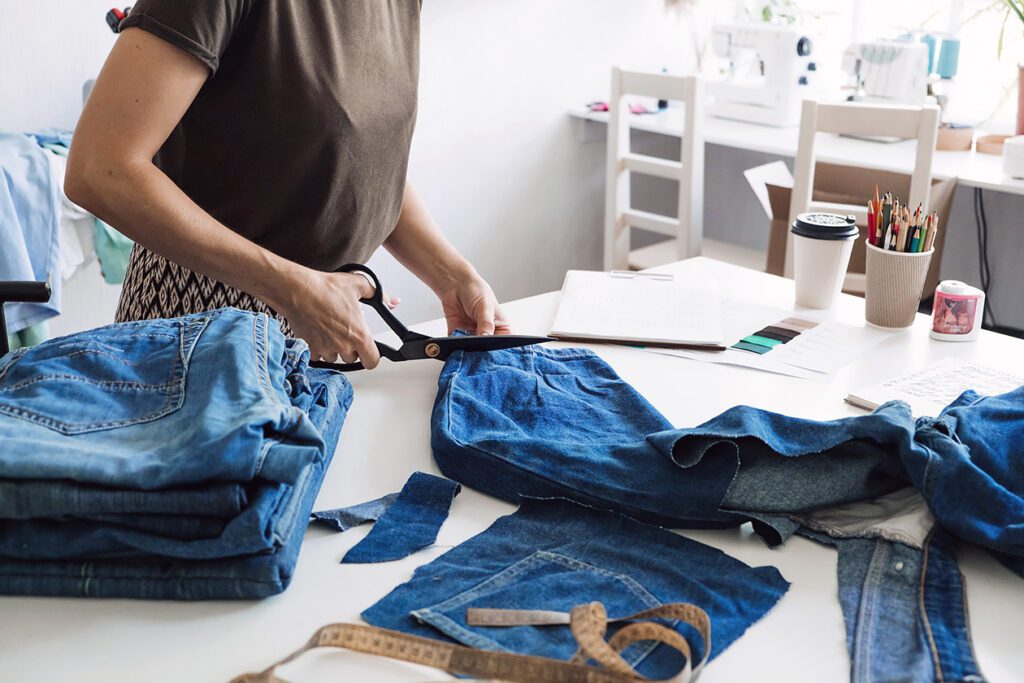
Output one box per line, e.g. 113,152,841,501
93,219,134,285
6,322,49,352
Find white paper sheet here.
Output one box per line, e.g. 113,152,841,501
650,300,890,382
550,270,723,347
846,358,1024,416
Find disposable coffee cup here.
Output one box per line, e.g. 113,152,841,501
791,213,859,309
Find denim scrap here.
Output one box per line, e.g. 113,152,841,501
362,498,790,678
341,472,461,564
430,344,1012,682
312,493,401,532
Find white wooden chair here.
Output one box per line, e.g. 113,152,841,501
604,68,704,271
785,99,940,291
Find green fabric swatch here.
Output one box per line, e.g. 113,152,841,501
741,335,783,348
732,340,772,354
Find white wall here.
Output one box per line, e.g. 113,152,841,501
2,0,691,336
378,0,695,328
0,1,118,131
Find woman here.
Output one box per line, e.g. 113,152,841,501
65,0,508,369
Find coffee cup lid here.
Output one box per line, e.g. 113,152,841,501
790,213,859,240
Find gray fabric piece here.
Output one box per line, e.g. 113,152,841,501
311,493,401,533
792,487,934,550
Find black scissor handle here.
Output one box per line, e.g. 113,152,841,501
308,264,416,372
335,263,414,342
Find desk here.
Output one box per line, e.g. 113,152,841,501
570,107,1024,197
2,257,1023,682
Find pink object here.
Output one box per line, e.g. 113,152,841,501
1017,66,1024,136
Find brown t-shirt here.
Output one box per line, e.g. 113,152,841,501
120,0,420,271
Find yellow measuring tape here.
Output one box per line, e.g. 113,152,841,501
232,601,710,683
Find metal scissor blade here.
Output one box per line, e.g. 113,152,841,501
428,335,551,360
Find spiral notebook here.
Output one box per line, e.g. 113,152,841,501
549,270,724,349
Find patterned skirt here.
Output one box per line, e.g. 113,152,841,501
115,245,294,336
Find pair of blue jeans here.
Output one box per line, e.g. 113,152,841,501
0,309,352,598
363,497,789,678
431,344,1001,681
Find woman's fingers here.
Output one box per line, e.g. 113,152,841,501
352,330,381,369
474,297,496,336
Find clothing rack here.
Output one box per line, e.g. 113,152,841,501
0,281,52,356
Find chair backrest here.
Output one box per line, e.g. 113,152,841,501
784,99,940,276
604,68,704,271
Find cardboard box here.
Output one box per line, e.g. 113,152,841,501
755,162,957,296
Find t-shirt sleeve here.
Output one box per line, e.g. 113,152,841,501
118,0,253,73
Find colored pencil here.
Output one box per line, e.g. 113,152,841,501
867,201,876,245
909,225,921,252
924,214,938,251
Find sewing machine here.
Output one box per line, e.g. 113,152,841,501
841,41,930,106
707,23,816,128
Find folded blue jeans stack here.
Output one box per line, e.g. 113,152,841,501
0,308,352,599
432,344,1020,682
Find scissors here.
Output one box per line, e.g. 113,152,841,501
309,264,550,371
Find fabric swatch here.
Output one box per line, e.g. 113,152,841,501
341,472,461,564
311,493,401,532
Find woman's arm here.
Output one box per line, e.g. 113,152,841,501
384,183,510,335
65,28,382,367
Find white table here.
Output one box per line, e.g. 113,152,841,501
570,107,1024,197
3,257,1023,682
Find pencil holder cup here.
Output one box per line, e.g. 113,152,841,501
864,243,934,329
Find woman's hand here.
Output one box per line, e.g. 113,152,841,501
275,267,387,368
438,271,510,336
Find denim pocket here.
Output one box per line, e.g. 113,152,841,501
411,550,666,667
0,316,210,435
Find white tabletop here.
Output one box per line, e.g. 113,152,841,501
570,107,1024,197
3,257,1023,682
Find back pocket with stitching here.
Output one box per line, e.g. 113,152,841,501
0,317,210,435
411,550,668,667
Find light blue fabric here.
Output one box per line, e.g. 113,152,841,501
26,128,73,148
0,133,61,332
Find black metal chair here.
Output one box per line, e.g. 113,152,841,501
0,281,52,356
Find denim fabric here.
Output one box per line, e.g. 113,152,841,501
905,387,1024,575
0,308,323,488
0,367,348,600
312,493,401,532
342,472,462,564
433,345,911,539
0,311,347,561
0,480,248,519
431,344,1002,682
362,498,789,677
